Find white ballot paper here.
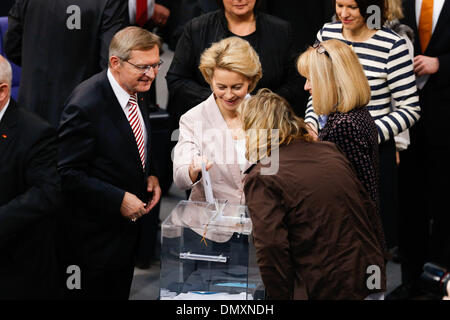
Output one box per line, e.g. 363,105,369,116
202,162,215,204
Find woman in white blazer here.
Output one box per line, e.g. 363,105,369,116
173,37,262,204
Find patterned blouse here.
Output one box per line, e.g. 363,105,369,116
319,107,379,206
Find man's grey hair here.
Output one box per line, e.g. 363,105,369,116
0,55,12,88
109,26,161,62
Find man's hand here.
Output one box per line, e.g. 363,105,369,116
414,55,439,76
151,4,170,26
120,192,147,221
145,175,161,213
443,281,450,300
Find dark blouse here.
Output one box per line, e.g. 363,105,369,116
319,107,379,206
166,10,303,125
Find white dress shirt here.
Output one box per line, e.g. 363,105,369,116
0,99,11,124
416,0,445,33
107,68,148,161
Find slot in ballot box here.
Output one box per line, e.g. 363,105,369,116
159,200,264,300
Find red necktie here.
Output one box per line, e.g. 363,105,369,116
136,0,148,27
128,94,146,171
418,0,434,53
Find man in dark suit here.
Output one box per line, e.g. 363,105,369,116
127,0,172,270
58,27,162,300
390,0,450,299
0,0,14,16
263,0,334,117
128,0,171,29
0,55,61,299
4,0,128,128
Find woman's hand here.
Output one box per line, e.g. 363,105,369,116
306,123,319,141
188,155,213,183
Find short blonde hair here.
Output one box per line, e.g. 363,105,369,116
386,0,404,21
240,88,312,162
109,26,162,62
199,37,262,93
297,39,371,115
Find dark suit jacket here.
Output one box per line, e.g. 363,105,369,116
0,100,61,299
402,0,450,146
4,0,128,127
263,0,334,117
58,70,158,270
0,0,14,16
263,0,334,52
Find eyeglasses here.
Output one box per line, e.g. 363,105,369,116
124,59,164,74
313,40,331,59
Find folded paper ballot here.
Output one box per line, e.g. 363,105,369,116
202,161,215,204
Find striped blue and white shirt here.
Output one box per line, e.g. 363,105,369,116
305,22,421,143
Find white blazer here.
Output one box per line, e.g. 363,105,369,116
173,94,248,205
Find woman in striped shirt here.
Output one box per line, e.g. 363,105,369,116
303,0,420,250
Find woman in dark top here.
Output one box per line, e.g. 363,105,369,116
297,39,379,207
166,0,302,127
241,89,386,300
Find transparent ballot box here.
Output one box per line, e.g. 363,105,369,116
160,200,264,300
